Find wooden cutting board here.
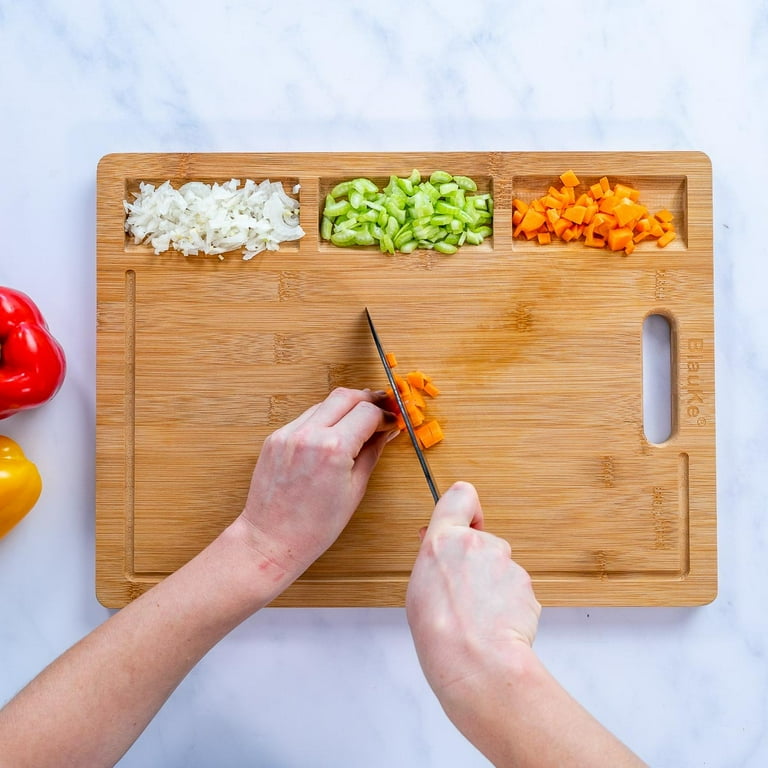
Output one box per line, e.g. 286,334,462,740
96,151,715,608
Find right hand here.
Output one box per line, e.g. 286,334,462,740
406,481,541,707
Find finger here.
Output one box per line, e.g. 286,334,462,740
350,428,397,491
336,399,394,458
307,387,380,428
425,481,484,535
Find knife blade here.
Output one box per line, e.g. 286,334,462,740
365,308,440,503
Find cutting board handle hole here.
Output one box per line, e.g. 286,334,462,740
642,314,673,444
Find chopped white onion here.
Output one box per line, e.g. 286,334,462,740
123,178,304,259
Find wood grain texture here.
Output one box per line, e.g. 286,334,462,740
96,152,716,608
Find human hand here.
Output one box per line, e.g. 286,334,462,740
406,481,541,708
237,387,397,582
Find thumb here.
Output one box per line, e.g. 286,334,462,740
425,481,484,536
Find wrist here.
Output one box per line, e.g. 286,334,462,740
438,640,540,721
222,515,300,605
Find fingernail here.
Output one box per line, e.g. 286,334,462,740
385,429,401,443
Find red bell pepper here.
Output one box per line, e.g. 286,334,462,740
0,287,66,419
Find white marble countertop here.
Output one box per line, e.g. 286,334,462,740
1,1,766,765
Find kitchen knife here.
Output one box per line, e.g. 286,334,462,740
365,308,440,503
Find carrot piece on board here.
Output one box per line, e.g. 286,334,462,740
590,182,604,199
560,170,580,187
624,240,636,255
657,230,676,247
553,217,570,237
519,208,546,233
546,207,561,225
537,231,552,245
385,352,397,368
512,210,523,225
613,183,639,202
563,205,587,225
656,209,674,223
583,203,598,225
607,227,633,251
513,198,529,214
423,381,441,398
415,420,444,449
406,371,426,390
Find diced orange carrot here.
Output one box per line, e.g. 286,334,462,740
406,371,426,390
560,169,580,187
614,183,639,202
423,381,441,398
519,208,546,233
512,172,673,253
607,227,633,251
613,202,639,227
563,205,587,224
385,352,397,368
657,230,676,247
553,217,570,237
415,420,444,449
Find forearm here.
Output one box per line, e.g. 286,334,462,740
0,516,289,768
441,645,645,768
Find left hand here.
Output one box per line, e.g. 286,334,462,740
238,387,397,580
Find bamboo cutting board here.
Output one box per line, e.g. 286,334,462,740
96,151,715,608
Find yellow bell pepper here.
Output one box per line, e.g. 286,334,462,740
0,435,42,538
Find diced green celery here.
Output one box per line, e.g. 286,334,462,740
408,168,421,185
380,234,395,254
420,181,440,201
385,217,399,237
435,201,459,216
349,190,364,209
359,209,378,223
475,226,493,238
455,208,475,226
354,227,375,245
396,177,414,195
465,230,483,245
430,214,452,226
335,215,358,230
353,177,379,195
458,231,467,246
365,199,385,211
411,191,433,219
331,229,356,246
434,241,458,254
324,198,351,219
394,226,414,249
399,240,418,254
377,208,388,227
429,170,453,185
448,218,463,234
320,216,333,240
444,233,460,245
330,181,352,198
439,182,459,195
453,175,478,191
